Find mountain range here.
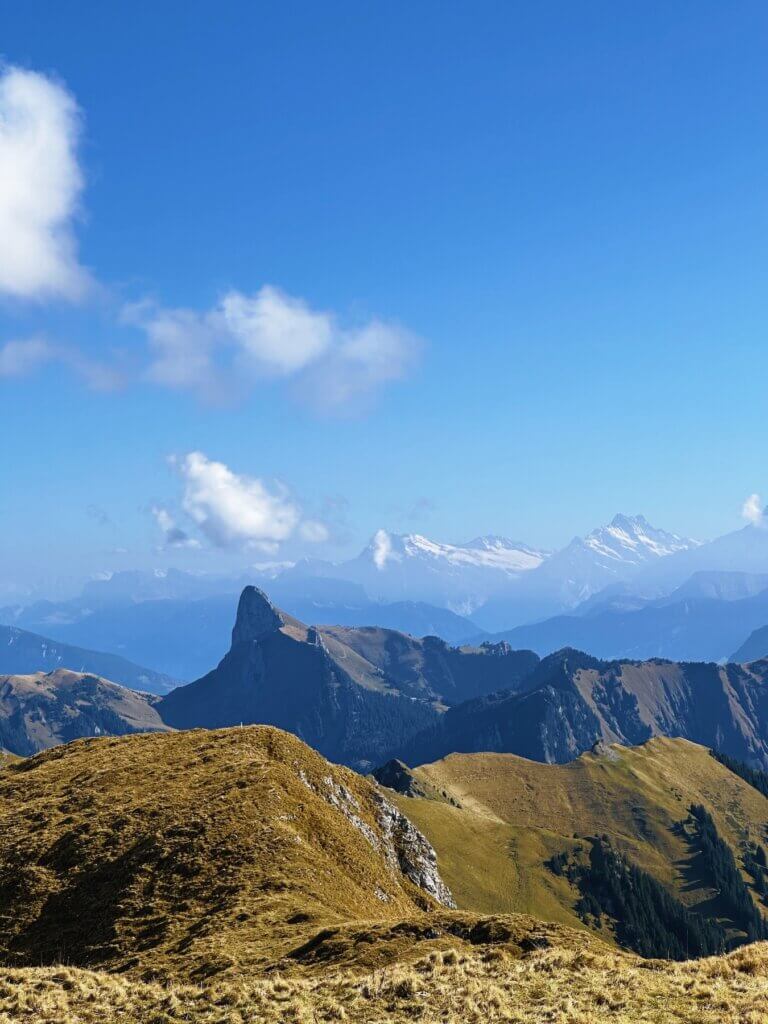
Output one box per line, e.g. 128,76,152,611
156,589,768,771
0,577,479,682
480,579,768,663
159,586,537,768
278,514,701,626
0,623,178,694
10,510,768,683
5,586,768,777
2,584,768,1021
392,648,768,769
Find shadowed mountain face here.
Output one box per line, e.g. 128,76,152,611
159,587,538,769
319,627,538,704
732,625,768,664
392,649,768,770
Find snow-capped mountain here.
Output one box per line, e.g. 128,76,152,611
580,514,698,568
321,530,550,613
471,514,700,631
365,530,547,573
630,511,768,593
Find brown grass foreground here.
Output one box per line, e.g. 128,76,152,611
1,936,767,1023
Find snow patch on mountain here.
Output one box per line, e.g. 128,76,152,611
365,531,548,575
582,514,699,569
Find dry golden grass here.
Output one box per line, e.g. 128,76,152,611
0,727,436,980
0,931,767,1023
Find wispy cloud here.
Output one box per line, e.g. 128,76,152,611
742,493,766,528
151,505,201,550
165,451,329,552
0,336,124,390
0,337,54,376
0,65,90,300
125,285,421,413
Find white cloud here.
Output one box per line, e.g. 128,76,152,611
151,505,201,549
0,337,54,376
372,528,400,570
221,286,332,375
0,66,89,300
742,493,766,528
172,451,327,552
128,286,420,412
299,519,330,543
124,302,217,392
294,318,418,413
0,335,123,390
0,67,419,416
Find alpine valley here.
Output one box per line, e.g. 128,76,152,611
3,565,768,1022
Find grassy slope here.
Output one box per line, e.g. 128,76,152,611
0,727,438,980
393,737,768,937
1,728,768,1022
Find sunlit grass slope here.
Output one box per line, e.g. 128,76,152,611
0,728,767,1022
393,737,768,936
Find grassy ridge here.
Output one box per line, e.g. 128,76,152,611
391,737,768,942
0,727,767,1021
0,727,438,979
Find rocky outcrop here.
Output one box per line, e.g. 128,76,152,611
295,758,455,908
159,588,442,769
372,790,456,908
372,759,429,798
230,586,284,646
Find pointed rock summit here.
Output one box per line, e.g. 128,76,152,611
231,586,284,647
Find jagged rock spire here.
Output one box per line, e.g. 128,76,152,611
231,586,283,647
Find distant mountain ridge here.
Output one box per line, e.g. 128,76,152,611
2,590,480,682
158,586,537,768
4,586,768,777
0,624,178,694
472,514,701,630
478,581,768,663
392,648,768,769
0,669,168,755
284,530,550,616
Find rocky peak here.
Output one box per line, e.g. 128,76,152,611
231,586,284,647
372,759,425,797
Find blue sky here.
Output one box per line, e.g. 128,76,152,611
1,1,767,594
